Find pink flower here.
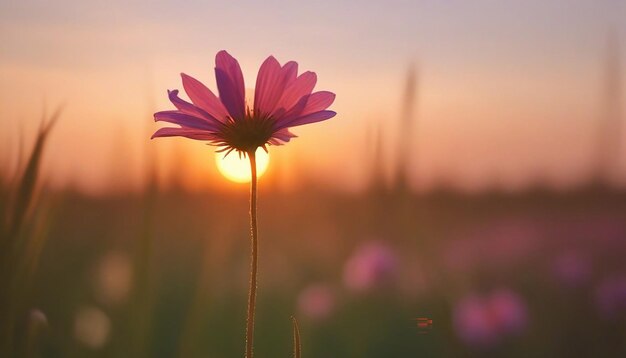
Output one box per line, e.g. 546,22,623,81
594,274,626,320
297,284,336,321
343,241,398,292
453,289,528,349
453,294,499,348
551,250,592,287
152,50,336,155
488,289,528,335
442,218,540,274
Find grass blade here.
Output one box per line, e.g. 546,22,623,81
291,316,301,358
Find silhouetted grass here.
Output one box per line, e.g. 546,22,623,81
0,107,61,357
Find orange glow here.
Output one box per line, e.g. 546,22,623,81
0,1,623,194
215,148,270,183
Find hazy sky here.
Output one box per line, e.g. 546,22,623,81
1,0,625,193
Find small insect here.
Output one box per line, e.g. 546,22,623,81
414,317,433,334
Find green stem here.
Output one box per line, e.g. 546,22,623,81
246,151,258,358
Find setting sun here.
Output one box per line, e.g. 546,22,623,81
215,149,270,183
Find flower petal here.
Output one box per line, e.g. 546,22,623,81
282,61,298,84
283,110,336,128
268,129,297,145
151,127,219,140
154,110,220,131
168,89,225,126
299,91,336,117
215,50,246,120
275,91,335,128
254,58,298,116
272,128,297,142
254,56,282,115
168,90,197,115
180,74,229,122
273,71,317,116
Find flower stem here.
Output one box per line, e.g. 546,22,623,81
246,151,259,358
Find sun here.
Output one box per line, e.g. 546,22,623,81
215,148,270,183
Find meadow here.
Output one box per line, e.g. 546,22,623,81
2,128,626,356
1,3,625,355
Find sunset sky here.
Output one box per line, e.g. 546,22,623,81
1,0,625,193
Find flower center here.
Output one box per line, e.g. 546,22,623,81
219,111,275,153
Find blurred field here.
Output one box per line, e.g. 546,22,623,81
2,56,625,356
2,1,625,357
3,156,626,357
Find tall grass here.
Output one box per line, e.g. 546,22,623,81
0,108,61,357
292,316,301,358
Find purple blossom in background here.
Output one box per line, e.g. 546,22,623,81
343,241,398,292
453,289,528,349
453,294,499,348
594,274,626,320
297,284,336,321
484,221,540,267
551,250,592,287
442,218,540,274
489,289,528,335
545,217,626,263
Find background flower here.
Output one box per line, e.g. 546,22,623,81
453,289,528,349
297,284,336,322
343,241,398,292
